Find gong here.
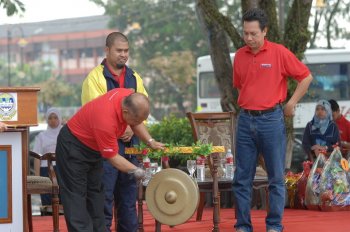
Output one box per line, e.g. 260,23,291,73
145,168,199,226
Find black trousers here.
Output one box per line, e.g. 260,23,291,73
56,125,106,232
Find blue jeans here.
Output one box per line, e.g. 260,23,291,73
233,107,286,232
103,153,139,232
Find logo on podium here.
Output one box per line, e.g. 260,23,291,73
0,92,18,121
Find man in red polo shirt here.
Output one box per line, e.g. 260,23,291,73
232,8,313,232
329,99,350,158
55,88,164,232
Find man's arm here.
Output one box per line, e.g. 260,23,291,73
131,123,164,150
0,122,7,132
107,154,138,172
284,74,313,117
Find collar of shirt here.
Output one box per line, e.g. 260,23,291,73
105,62,126,88
243,38,269,55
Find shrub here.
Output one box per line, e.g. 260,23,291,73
147,115,194,166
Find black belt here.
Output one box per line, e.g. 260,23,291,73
243,104,280,116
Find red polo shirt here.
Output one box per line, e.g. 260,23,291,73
106,62,126,88
233,40,310,110
67,88,132,158
335,115,350,143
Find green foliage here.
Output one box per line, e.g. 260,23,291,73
147,115,194,165
0,0,25,16
191,141,213,157
147,115,194,146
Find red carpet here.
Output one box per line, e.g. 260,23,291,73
33,207,350,232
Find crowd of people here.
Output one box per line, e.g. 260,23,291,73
2,7,350,232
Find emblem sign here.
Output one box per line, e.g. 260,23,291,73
0,92,18,121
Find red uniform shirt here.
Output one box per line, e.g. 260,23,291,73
335,115,350,143
233,40,310,110
106,62,126,88
67,88,132,158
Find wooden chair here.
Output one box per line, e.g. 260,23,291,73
186,111,236,221
27,151,59,232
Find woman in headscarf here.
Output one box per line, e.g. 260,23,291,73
302,100,341,161
33,108,63,206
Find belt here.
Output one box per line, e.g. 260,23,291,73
243,104,280,116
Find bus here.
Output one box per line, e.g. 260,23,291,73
196,49,350,131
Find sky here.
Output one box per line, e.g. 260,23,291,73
1,0,105,25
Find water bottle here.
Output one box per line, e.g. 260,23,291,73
225,149,234,179
196,155,205,181
143,155,152,184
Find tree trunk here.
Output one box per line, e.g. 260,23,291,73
283,0,313,169
196,0,238,113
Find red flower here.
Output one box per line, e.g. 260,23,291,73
141,149,148,156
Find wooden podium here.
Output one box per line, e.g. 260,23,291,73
0,87,40,232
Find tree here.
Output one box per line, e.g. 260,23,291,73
0,0,25,16
196,0,313,169
310,0,350,48
147,51,196,118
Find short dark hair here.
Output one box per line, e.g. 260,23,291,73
328,99,340,112
106,32,128,48
242,8,268,31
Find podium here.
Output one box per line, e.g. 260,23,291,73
0,87,40,232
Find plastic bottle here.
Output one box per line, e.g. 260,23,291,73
225,149,234,179
196,155,205,181
143,155,152,184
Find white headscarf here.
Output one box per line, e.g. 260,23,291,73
33,108,63,167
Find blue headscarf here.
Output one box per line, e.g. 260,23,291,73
312,99,333,134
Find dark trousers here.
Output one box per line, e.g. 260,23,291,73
103,142,139,232
56,125,105,232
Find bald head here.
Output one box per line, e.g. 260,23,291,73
122,93,150,125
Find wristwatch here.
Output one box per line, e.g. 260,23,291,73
147,138,155,146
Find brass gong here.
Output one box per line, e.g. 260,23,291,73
145,168,199,226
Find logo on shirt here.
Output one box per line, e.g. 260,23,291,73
261,63,272,68
103,148,114,152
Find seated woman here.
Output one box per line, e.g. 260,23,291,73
32,108,63,209
302,99,341,161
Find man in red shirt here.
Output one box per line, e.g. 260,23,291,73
232,8,313,232
55,88,164,231
329,99,350,158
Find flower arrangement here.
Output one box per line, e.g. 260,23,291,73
134,141,214,161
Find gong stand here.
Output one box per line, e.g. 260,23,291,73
126,146,225,232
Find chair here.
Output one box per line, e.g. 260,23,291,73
27,151,59,232
186,111,236,221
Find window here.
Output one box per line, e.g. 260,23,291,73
199,72,221,98
302,63,350,102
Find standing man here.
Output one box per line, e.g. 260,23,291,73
56,88,164,232
81,32,148,232
232,8,313,232
329,99,350,158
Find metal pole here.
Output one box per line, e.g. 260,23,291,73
7,29,12,87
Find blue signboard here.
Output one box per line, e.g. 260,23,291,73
0,147,11,223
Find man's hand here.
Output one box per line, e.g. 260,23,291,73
0,122,8,132
283,102,295,117
128,167,145,180
147,139,165,150
120,126,134,142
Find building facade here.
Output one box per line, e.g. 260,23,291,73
0,15,115,84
